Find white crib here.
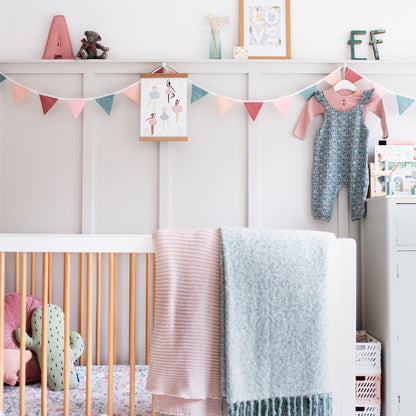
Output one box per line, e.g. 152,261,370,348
0,233,356,416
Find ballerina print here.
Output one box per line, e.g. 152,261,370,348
171,99,183,122
160,107,171,129
145,112,157,135
165,80,176,104
147,86,160,109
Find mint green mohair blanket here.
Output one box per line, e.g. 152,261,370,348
220,228,334,416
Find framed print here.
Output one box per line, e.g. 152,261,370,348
239,0,291,59
140,73,188,141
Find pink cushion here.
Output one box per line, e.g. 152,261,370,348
3,349,32,386
4,292,42,384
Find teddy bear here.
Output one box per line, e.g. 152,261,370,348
75,31,109,59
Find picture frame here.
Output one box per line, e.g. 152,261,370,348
140,73,188,142
239,0,291,59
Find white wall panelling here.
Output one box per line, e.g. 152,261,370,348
3,61,416,326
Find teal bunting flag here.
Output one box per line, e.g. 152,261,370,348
0,74,5,83
300,85,317,100
396,95,415,115
191,84,209,103
96,95,115,115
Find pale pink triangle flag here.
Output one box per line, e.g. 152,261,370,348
14,84,30,103
370,82,388,97
67,100,86,119
272,96,291,116
123,83,141,104
325,69,342,86
217,96,235,115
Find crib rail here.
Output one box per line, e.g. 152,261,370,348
0,234,155,416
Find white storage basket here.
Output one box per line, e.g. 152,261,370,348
355,404,380,416
356,334,381,374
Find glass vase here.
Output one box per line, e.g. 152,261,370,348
209,29,221,59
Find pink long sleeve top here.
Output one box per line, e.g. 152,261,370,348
294,87,389,139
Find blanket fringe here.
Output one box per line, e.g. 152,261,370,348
224,394,332,416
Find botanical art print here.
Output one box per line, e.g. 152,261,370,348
248,6,282,47
140,74,188,141
240,0,290,59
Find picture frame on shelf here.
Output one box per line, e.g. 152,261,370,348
239,0,291,59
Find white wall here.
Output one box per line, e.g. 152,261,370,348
0,0,414,61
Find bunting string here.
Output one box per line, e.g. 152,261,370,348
0,63,416,118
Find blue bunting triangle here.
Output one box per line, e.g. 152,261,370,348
396,94,415,115
191,84,209,103
0,74,5,83
300,85,317,100
96,95,115,115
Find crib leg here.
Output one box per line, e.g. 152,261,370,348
0,252,5,413
20,252,27,416
41,253,49,416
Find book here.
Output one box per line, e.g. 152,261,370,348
373,145,416,195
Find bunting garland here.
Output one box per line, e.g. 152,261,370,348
67,100,86,119
273,97,291,116
217,96,235,115
96,95,115,115
244,102,263,121
39,95,58,115
14,84,30,103
191,84,209,103
1,63,416,122
396,95,415,115
299,85,317,101
123,83,141,104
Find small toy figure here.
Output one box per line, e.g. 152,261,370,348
146,112,157,135
160,107,171,129
165,80,176,103
172,99,183,122
75,31,109,59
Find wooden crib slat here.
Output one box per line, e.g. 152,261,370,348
129,253,137,416
48,252,52,303
86,253,93,416
19,253,27,416
113,253,117,365
79,252,85,366
41,253,49,416
108,253,115,416
145,253,151,365
96,252,101,365
64,253,71,416
15,252,19,292
31,252,36,297
0,252,5,412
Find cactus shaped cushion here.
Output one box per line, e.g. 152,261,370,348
15,304,84,391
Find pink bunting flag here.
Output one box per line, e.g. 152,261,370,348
370,82,388,97
325,69,342,86
39,95,58,115
67,100,86,119
123,83,141,104
217,96,235,116
14,84,30,103
345,67,362,83
272,96,291,116
244,102,263,121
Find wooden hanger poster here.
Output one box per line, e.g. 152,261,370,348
140,73,188,141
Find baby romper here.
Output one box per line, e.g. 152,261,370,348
311,89,376,221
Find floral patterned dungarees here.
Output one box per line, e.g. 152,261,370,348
312,89,374,221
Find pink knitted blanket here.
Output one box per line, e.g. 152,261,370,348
145,229,222,416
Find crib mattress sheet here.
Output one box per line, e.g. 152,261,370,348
3,364,152,416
